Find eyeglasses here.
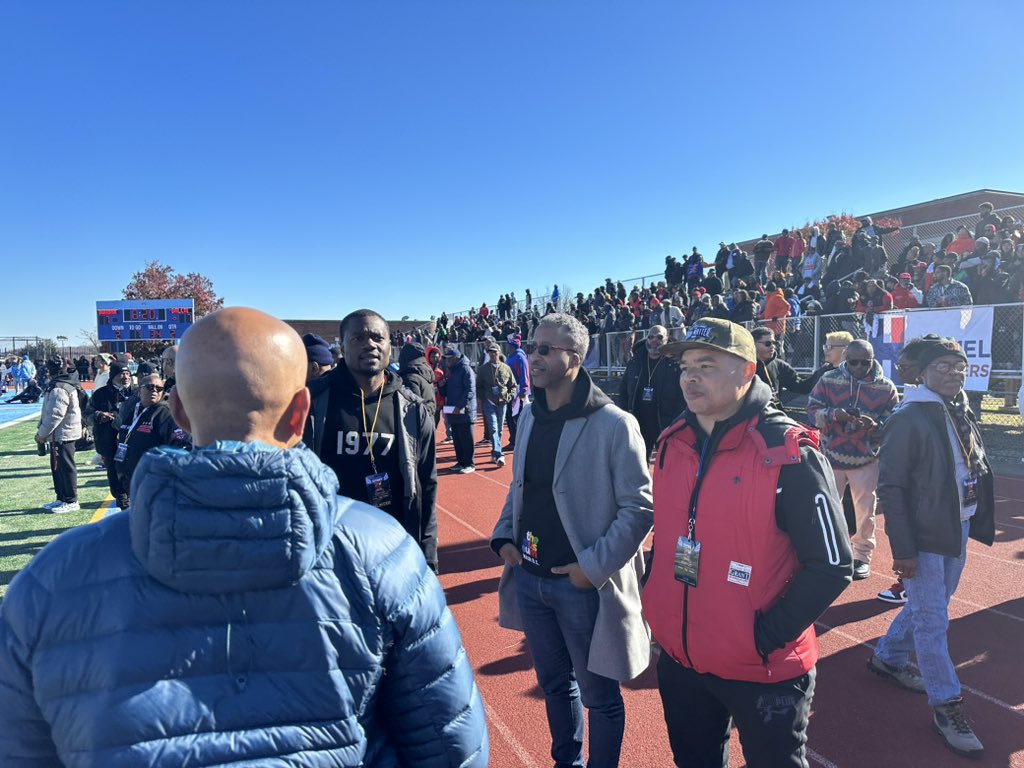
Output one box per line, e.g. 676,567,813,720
822,344,849,351
526,343,577,356
141,383,165,392
930,361,968,375
845,359,872,368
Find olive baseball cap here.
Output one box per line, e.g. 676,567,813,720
661,318,757,364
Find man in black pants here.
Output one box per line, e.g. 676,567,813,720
646,319,852,767
443,347,477,474
34,357,84,514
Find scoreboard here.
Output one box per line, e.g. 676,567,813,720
96,299,195,342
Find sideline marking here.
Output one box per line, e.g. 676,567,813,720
484,702,540,768
0,411,41,430
815,620,1024,717
89,495,117,524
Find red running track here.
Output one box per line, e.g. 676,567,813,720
433,425,1024,767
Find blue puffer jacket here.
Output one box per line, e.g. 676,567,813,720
0,442,488,767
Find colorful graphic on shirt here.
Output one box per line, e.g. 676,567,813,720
521,530,540,565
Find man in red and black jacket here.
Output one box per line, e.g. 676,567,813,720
644,318,852,768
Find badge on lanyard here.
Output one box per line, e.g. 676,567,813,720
674,536,701,587
365,472,393,508
642,386,655,402
962,475,979,507
114,443,128,463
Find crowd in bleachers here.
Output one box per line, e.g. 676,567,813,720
435,205,1024,350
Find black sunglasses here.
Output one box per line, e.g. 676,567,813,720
141,383,165,391
846,359,872,368
526,343,577,356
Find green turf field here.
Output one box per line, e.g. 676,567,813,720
0,422,112,599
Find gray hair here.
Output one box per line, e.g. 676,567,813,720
538,312,590,357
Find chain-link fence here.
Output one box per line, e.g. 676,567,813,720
884,204,1024,257
568,306,1022,467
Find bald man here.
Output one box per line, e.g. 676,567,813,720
0,307,488,766
619,324,685,456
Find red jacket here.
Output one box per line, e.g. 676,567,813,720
889,285,919,309
644,415,821,683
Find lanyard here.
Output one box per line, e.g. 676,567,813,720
123,403,153,443
360,385,384,473
941,405,974,469
686,435,713,541
646,354,663,385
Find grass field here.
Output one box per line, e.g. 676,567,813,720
0,421,112,598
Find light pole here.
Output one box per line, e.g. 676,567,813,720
56,335,68,362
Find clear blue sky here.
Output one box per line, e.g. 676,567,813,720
2,1,1022,342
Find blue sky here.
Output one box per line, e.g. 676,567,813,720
2,1,1022,343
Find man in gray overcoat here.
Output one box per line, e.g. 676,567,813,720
491,312,653,768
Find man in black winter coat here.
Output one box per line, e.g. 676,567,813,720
619,325,685,456
397,342,437,420
87,362,134,509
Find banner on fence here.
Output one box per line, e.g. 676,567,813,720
904,307,995,391
863,314,906,383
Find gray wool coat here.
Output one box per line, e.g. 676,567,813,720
491,398,654,681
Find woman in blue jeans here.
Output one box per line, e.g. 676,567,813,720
868,337,995,759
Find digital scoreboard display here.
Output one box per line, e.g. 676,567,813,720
96,300,195,342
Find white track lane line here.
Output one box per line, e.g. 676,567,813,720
483,702,541,768
815,620,1024,716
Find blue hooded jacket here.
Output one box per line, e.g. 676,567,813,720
0,441,487,767
443,353,476,423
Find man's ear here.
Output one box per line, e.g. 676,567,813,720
280,387,311,447
168,387,192,434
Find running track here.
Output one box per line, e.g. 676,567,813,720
434,427,1024,767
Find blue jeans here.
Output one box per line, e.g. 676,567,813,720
514,567,625,768
875,521,969,706
483,400,505,460
441,411,452,440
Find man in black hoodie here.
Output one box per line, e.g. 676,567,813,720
491,312,653,768
304,309,439,572
397,341,437,420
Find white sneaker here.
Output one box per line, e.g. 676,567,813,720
495,456,506,467
50,502,80,514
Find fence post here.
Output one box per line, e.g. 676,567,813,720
812,316,821,371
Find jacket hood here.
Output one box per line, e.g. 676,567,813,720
398,342,426,370
424,344,442,368
130,441,340,594
532,368,611,422
838,358,884,382
335,363,404,402
51,371,81,388
903,383,955,405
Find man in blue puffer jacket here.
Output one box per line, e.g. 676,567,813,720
0,307,488,767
